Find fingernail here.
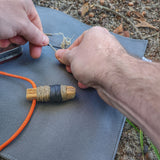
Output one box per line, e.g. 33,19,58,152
42,35,49,45
55,49,66,63
66,65,72,73
78,82,88,89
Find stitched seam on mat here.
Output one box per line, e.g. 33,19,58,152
0,153,18,160
111,116,126,160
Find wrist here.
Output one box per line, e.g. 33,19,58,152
94,47,130,91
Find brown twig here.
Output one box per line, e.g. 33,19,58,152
94,4,143,39
143,32,160,39
64,4,74,14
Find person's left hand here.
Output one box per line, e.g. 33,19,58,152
0,0,49,58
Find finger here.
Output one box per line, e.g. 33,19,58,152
29,43,42,59
55,49,65,64
66,65,72,73
0,39,11,48
68,31,86,50
25,0,43,31
19,19,49,46
78,82,88,89
55,49,71,65
23,0,46,53
9,36,27,45
28,6,43,31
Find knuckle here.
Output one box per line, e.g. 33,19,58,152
63,50,72,63
91,26,109,33
86,26,110,40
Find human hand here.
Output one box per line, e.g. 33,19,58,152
0,0,49,58
55,26,128,89
57,27,160,151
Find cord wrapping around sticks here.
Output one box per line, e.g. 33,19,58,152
37,85,50,102
0,71,37,151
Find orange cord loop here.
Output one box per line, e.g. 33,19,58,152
0,71,37,151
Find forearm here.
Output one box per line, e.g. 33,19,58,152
96,53,160,150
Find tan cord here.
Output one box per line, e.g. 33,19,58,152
46,32,73,51
37,86,50,102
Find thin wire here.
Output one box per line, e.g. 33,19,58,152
48,43,57,52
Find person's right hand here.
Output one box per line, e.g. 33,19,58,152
0,0,49,58
57,27,160,152
55,26,128,89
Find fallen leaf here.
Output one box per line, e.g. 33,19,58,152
80,2,89,17
135,19,159,31
120,31,130,37
113,24,130,37
131,11,145,21
129,11,159,31
113,24,123,34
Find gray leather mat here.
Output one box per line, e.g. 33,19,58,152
0,6,147,160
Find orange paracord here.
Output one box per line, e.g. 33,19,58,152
0,71,37,151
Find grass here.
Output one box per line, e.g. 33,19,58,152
140,129,144,159
126,118,160,160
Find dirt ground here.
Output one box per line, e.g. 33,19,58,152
32,0,160,160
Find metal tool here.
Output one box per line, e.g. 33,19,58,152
0,44,22,64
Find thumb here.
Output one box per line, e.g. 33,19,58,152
55,49,72,65
20,19,49,46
